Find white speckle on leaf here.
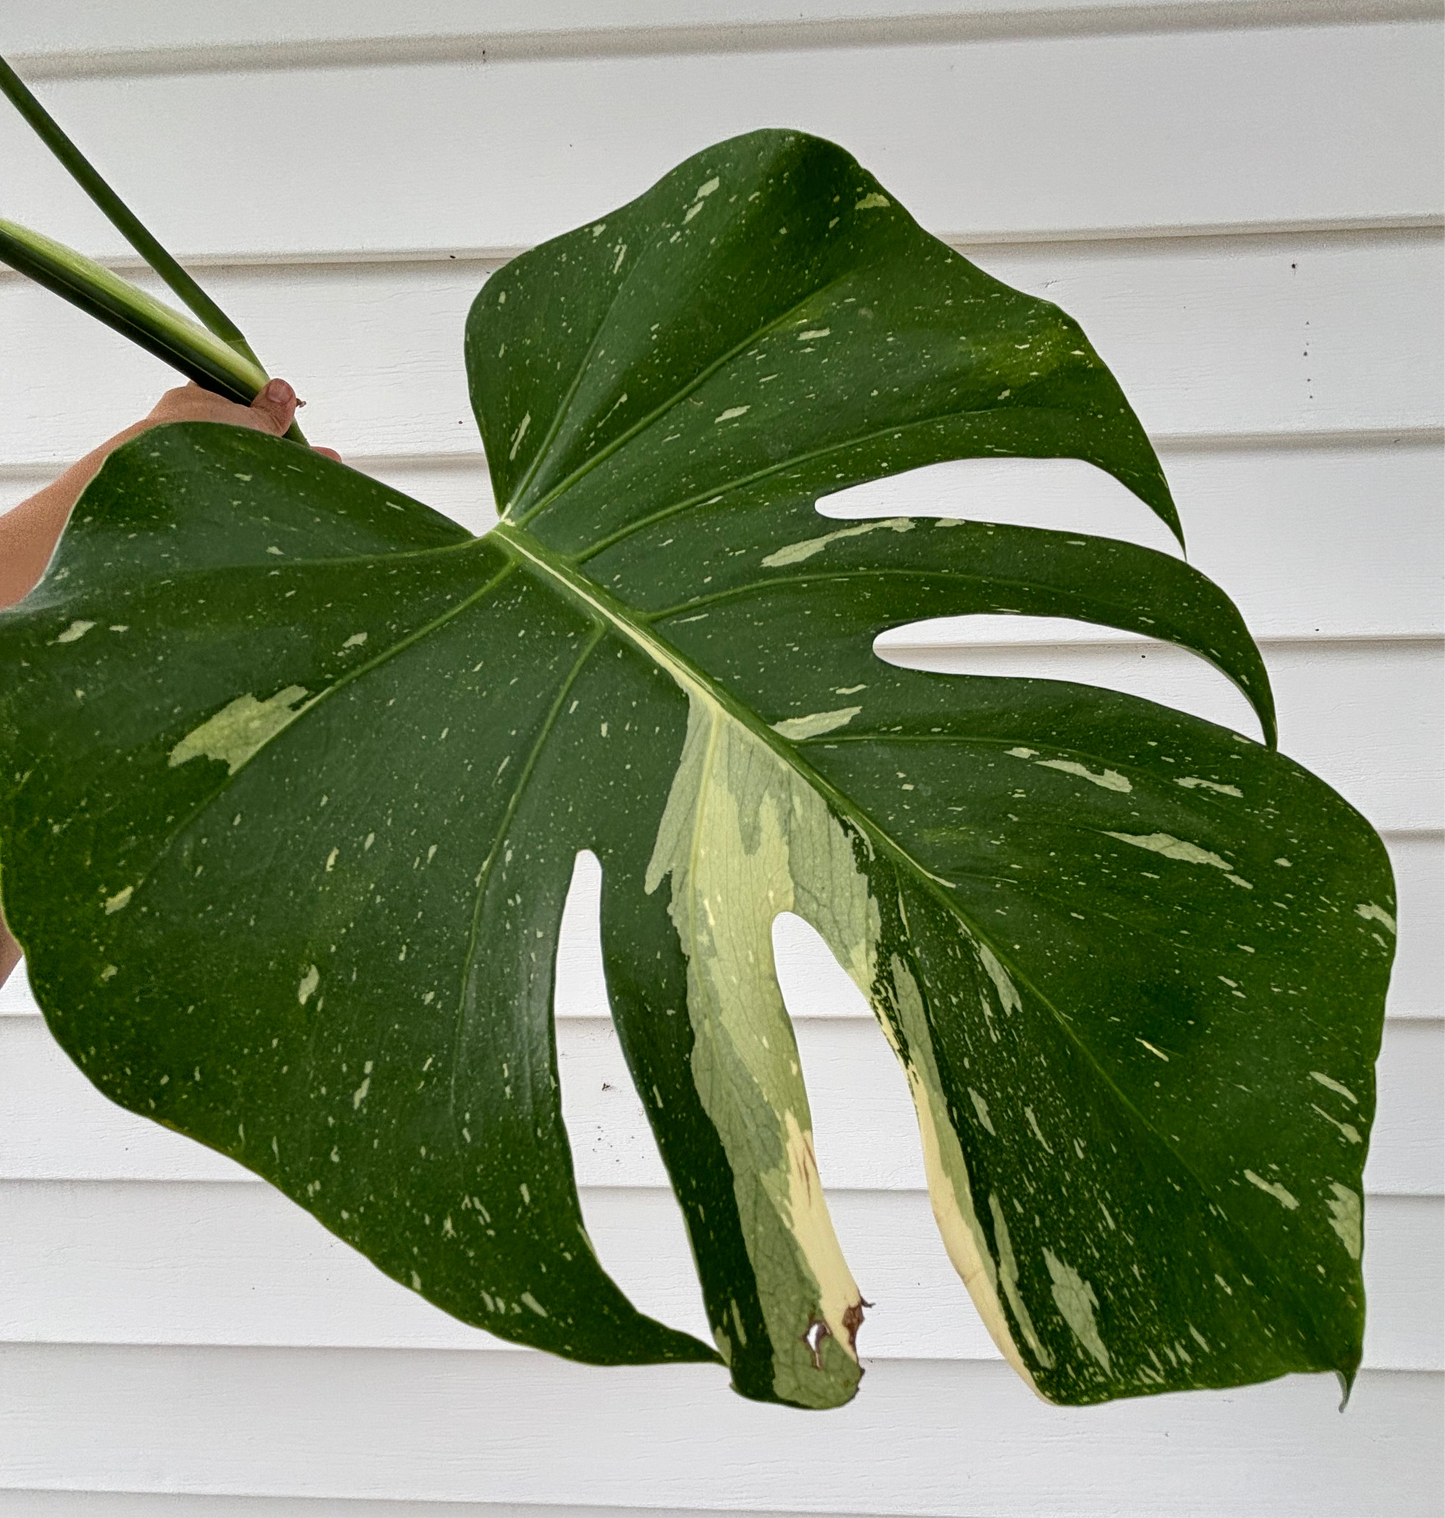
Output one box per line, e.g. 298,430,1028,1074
298,965,320,1005
1355,902,1396,934
1036,759,1131,793
1043,1250,1110,1371
715,406,750,423
168,686,312,775
1136,1038,1170,1061
772,706,862,740
761,516,912,568
978,943,1022,1019
1312,1104,1362,1144
797,328,831,341
969,1088,996,1134
1310,1070,1359,1105
54,620,95,644
855,193,890,210
508,412,531,461
1244,1170,1299,1209
1103,831,1248,887
341,632,368,650
1177,776,1243,797
104,886,133,915
990,1195,1052,1368
1325,1182,1362,1259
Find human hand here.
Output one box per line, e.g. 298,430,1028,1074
143,379,341,461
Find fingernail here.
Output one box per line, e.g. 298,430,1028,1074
263,378,294,406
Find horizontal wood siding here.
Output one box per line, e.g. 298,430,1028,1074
0,3,1440,1513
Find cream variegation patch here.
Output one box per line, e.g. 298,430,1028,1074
646,693,866,1406
168,685,312,775
647,691,1043,1401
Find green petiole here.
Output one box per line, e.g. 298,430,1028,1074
0,53,306,442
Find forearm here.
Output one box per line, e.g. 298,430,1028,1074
0,418,155,609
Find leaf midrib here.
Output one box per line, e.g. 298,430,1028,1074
490,520,1327,1343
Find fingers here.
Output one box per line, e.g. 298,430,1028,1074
144,380,337,456
148,382,244,425
247,377,299,436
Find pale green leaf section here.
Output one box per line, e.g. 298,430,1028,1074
167,685,313,775
1326,1184,1363,1260
760,517,914,569
877,957,1040,1392
645,688,1039,1404
771,707,861,740
645,693,866,1407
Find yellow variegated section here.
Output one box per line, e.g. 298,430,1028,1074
646,690,1046,1404
645,693,865,1407
875,956,1043,1393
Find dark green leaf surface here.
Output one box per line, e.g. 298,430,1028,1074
0,131,1392,1410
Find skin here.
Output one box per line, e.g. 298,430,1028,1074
0,379,339,988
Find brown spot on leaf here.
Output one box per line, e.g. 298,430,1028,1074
842,1297,870,1354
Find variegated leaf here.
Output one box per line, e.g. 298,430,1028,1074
0,131,1392,1409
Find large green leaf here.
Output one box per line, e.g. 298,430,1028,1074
0,131,1393,1410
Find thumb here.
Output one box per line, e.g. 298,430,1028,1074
249,377,298,435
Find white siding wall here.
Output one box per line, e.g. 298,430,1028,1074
0,4,1440,1513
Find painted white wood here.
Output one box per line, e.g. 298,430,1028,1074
0,1498,868,1518
2,27,1439,262
0,9,1439,1514
2,1011,1437,1195
1,1348,1440,1515
7,0,1438,74
2,1181,1437,1371
3,232,1441,465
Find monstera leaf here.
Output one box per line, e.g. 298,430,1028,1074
0,131,1394,1410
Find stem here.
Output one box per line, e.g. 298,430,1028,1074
1,217,267,397
0,52,307,443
